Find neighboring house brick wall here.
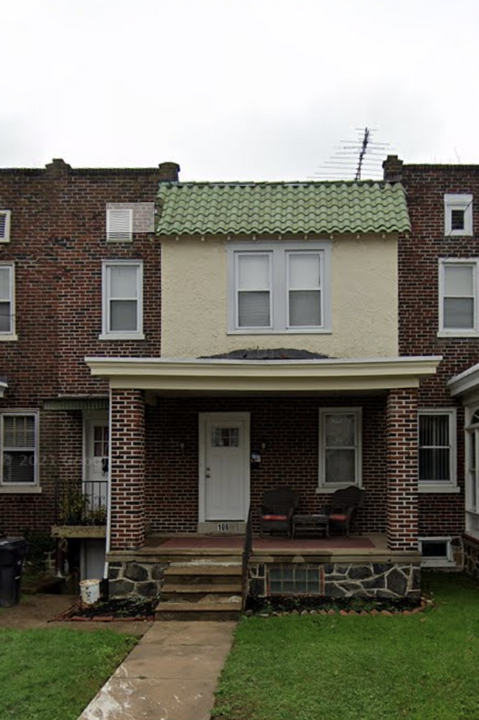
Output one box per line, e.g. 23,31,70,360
0,161,176,534
399,164,479,539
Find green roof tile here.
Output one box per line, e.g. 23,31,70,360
155,181,410,236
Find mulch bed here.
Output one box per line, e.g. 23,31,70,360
52,596,158,622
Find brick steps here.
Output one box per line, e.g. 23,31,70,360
156,559,243,621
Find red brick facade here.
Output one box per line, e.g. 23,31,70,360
0,160,176,534
399,162,479,539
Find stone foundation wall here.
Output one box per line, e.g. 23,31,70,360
464,536,479,581
249,561,421,601
107,561,167,597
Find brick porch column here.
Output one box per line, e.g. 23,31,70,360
110,389,145,551
386,388,418,551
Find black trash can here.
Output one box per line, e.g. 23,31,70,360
0,537,29,607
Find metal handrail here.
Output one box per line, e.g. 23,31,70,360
241,505,253,611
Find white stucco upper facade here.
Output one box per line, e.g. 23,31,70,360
160,234,398,359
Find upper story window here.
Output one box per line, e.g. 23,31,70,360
0,264,16,340
439,259,478,336
227,241,332,333
418,409,457,493
0,211,11,243
444,194,473,237
0,412,39,488
100,260,144,340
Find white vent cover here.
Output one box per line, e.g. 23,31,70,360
0,211,11,243
106,208,133,242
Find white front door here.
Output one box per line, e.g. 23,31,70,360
84,413,109,515
200,413,250,521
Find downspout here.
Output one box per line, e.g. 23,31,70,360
103,386,113,580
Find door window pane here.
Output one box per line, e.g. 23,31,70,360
212,427,239,447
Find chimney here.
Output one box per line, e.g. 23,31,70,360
45,158,72,176
158,162,180,182
382,155,403,183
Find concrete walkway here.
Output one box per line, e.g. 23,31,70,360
78,621,237,720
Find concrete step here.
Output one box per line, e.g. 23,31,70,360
155,596,242,622
163,574,242,587
165,563,242,576
161,583,242,600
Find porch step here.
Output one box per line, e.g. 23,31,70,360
161,583,242,600
157,559,244,621
155,596,242,622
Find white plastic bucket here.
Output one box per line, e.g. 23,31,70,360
80,579,101,605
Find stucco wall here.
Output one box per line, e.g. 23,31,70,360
161,235,398,359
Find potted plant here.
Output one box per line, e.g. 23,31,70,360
60,486,89,525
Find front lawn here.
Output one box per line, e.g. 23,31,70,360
213,573,479,720
0,628,136,720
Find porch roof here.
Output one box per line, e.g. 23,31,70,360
448,361,479,399
85,355,441,394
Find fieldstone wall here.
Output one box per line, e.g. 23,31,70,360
107,560,167,597
249,561,420,601
464,536,479,581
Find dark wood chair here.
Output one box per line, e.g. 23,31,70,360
324,486,364,536
260,487,300,537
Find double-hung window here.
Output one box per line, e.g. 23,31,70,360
418,409,457,492
318,409,362,488
1,413,39,487
101,261,144,340
229,241,331,333
439,259,478,336
0,264,15,338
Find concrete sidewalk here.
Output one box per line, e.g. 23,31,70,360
78,621,237,720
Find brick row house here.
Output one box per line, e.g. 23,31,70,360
0,155,477,609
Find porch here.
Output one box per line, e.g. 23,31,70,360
106,532,421,619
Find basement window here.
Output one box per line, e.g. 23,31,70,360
268,566,320,595
419,537,454,567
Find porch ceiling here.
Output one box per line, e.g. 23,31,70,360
85,355,441,394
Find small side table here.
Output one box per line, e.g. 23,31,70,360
292,514,329,539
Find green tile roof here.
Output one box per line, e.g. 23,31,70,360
156,181,410,236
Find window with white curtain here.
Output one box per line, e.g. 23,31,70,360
318,408,362,488
228,242,331,333
418,409,456,490
439,259,478,335
101,261,144,339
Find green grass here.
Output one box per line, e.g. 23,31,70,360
0,628,137,720
213,573,479,720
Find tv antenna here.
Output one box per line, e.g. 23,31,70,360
312,127,391,181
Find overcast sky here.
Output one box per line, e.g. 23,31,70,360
1,0,478,180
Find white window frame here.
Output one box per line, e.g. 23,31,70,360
438,258,479,337
235,252,273,330
106,208,133,242
227,241,332,334
418,409,458,493
0,263,17,341
0,211,11,243
317,408,362,490
419,537,455,567
444,194,473,237
100,260,144,340
0,411,40,492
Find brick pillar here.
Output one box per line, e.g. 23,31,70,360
110,389,145,550
386,388,418,551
